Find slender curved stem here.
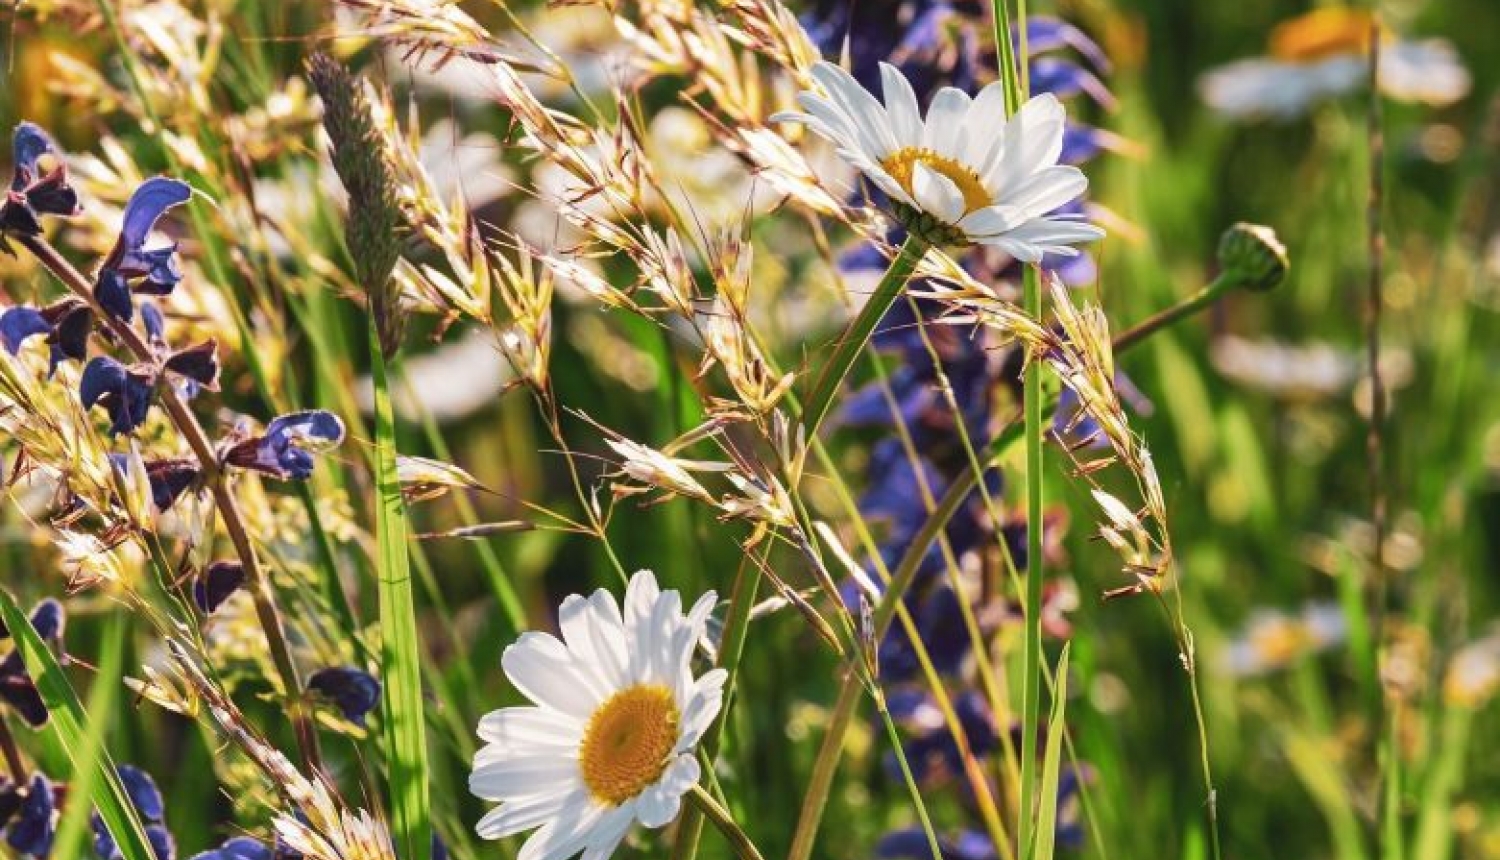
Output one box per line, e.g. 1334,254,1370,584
14,233,319,770
786,298,1200,860
687,783,767,860
801,236,926,436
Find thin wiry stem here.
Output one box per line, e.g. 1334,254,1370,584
687,783,767,860
14,233,320,771
785,277,1229,858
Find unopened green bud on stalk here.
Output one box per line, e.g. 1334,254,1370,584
1113,221,1290,353
1218,222,1289,292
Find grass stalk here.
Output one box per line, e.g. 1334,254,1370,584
800,236,926,436
369,317,432,860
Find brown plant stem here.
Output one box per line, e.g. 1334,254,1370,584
0,715,27,782
14,233,321,771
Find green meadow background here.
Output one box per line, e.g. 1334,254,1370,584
3,1,1499,859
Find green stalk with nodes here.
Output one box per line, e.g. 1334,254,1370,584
308,53,431,860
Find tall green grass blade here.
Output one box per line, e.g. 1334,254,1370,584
51,611,127,860
0,591,156,860
1028,644,1070,860
370,317,432,860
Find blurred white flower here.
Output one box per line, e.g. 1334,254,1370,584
1199,8,1469,120
470,571,727,860
1224,601,1348,677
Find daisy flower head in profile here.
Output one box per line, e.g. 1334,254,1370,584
773,60,1104,261
470,570,727,860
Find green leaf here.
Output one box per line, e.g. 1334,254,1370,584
0,591,156,860
1029,643,1070,860
370,318,432,860
50,611,127,860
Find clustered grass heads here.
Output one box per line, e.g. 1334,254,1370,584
306,52,408,359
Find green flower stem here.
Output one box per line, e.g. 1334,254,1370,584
369,317,432,860
801,235,927,436
1110,274,1235,354
687,783,767,860
786,274,1224,860
877,693,946,860
1018,263,1044,853
669,548,765,860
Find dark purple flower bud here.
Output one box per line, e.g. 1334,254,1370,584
94,765,174,860
1017,16,1111,71
106,177,191,268
1,123,81,235
192,561,245,615
0,307,50,354
95,269,135,323
163,340,220,392
116,765,165,822
0,599,64,643
27,599,64,643
0,779,21,829
224,410,345,481
10,125,54,183
108,454,201,511
96,177,192,315
145,459,200,510
6,774,57,857
80,356,157,435
306,667,381,727
141,301,167,345
0,599,65,728
0,651,48,728
120,247,184,295
1030,57,1117,110
188,837,272,860
41,296,92,370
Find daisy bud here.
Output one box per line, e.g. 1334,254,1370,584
1217,222,1288,292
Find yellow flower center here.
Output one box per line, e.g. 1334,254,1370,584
1269,8,1375,63
880,148,991,217
579,684,679,806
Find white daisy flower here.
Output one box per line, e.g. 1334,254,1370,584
470,570,728,860
1198,7,1470,120
773,60,1103,261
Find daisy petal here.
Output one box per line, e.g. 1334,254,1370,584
580,806,636,860
470,754,580,801
922,87,973,158
475,790,578,840
477,706,581,751
811,61,899,158
503,633,608,717
560,591,629,689
910,161,965,225
518,800,607,860
636,755,700,828
879,62,922,147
